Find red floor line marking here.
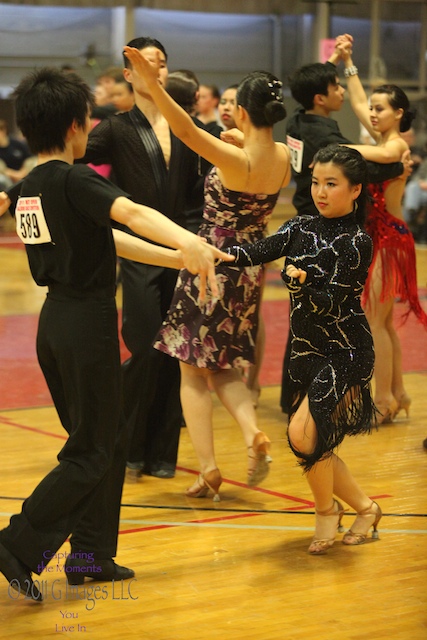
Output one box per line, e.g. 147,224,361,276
285,503,314,510
120,524,172,534
177,465,313,505
0,415,67,440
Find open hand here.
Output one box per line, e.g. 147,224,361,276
122,46,160,88
181,237,234,301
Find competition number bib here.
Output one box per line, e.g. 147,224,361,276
286,135,304,174
15,196,52,245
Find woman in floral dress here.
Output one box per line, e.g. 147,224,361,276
124,45,291,499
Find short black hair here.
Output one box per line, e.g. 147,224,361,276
288,63,338,110
13,68,94,154
123,36,168,68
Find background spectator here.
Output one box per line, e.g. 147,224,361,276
0,119,33,184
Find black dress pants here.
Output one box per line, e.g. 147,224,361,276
120,259,182,471
0,292,126,573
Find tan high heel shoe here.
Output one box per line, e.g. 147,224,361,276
308,499,345,555
185,468,222,502
395,393,411,419
247,431,272,486
342,501,382,545
375,399,399,425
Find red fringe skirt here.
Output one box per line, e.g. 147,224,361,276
362,185,427,328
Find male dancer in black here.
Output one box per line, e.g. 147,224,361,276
0,68,229,601
81,37,208,480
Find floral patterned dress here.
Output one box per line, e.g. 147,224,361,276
153,167,281,369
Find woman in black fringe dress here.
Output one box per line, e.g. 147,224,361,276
229,145,382,554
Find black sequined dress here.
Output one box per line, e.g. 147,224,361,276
230,212,376,470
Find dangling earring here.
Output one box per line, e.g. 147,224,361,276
353,201,359,213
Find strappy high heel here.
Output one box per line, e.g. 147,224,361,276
375,399,398,425
395,393,411,419
342,501,382,545
185,468,222,502
308,499,345,555
247,431,272,486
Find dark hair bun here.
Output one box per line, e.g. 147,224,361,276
400,107,416,133
237,71,287,128
265,100,287,126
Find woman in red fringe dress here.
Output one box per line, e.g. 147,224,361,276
337,35,427,423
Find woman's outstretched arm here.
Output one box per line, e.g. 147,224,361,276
123,46,241,173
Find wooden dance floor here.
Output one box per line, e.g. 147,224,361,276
0,201,426,639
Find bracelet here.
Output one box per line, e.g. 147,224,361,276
344,65,358,77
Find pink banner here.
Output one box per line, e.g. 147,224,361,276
319,38,336,63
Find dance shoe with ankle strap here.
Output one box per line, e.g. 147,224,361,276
308,499,345,555
342,501,382,545
375,399,399,425
247,431,272,487
185,468,222,502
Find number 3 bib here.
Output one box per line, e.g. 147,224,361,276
15,197,52,245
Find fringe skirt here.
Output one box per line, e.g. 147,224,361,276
362,186,427,327
284,349,377,472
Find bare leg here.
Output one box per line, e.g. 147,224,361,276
332,452,382,543
288,396,334,511
179,362,216,474
210,368,271,484
288,398,338,551
386,307,408,405
210,368,259,448
365,255,398,419
331,454,373,513
288,396,374,550
246,313,265,407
